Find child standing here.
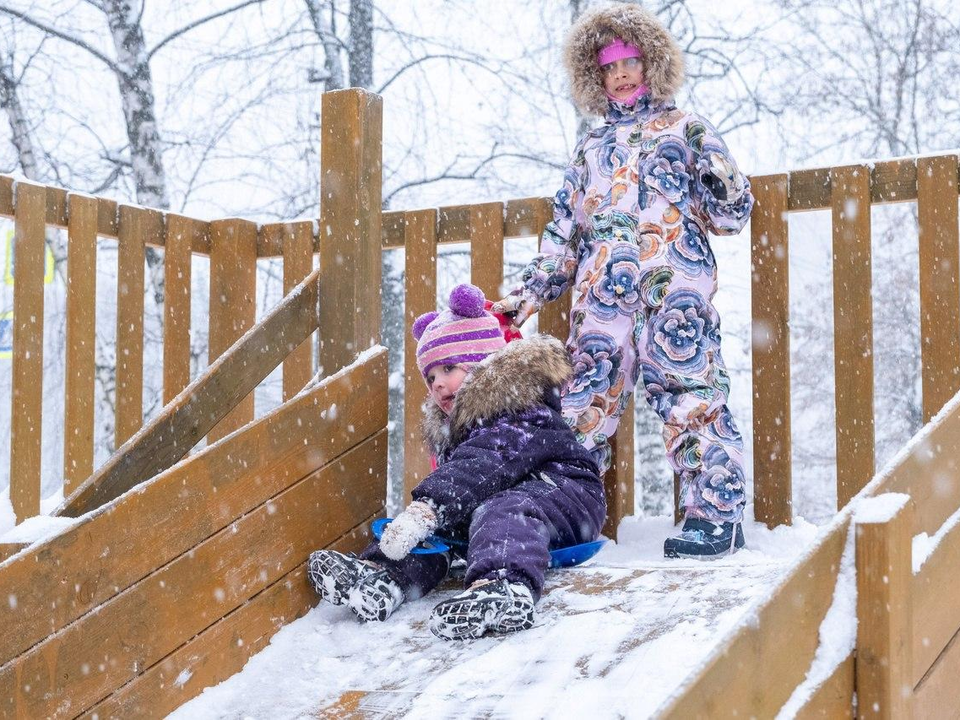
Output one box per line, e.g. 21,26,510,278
495,4,754,558
308,284,605,640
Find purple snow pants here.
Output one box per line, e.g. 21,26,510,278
361,477,605,602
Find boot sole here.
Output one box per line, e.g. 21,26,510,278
430,592,535,640
307,551,371,606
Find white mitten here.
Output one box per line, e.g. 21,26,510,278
491,291,538,327
379,501,438,561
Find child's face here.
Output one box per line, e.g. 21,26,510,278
426,364,469,416
601,57,645,101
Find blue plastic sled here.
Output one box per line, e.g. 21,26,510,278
371,517,606,568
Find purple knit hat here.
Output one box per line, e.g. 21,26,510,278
412,284,506,380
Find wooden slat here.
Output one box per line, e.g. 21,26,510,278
871,158,918,204
115,206,160,446
917,155,960,422
855,495,913,718
63,194,99,493
318,88,383,377
282,221,315,400
56,269,323,518
659,518,849,717
503,197,551,238
162,214,196,404
81,515,378,719
787,158,920,211
45,186,67,227
795,652,854,719
403,209,438,500
382,197,551,250
914,626,960,720
469,201,504,299
875,392,960,536
437,204,472,244
0,175,12,215
208,217,258,442
532,203,571,342
9,181,46,522
97,197,119,238
831,165,875,508
602,397,634,541
1,351,386,666
750,174,792,527
912,515,960,686
0,432,386,719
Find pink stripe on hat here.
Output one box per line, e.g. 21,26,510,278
598,38,642,66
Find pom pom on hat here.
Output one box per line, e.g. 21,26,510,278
448,283,485,318
413,283,506,379
412,311,438,341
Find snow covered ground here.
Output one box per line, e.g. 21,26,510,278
171,510,822,719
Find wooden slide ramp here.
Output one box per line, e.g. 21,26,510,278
0,350,389,719
190,550,791,719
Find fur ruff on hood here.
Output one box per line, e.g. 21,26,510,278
421,334,573,452
564,3,685,117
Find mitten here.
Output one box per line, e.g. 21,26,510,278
490,290,538,327
699,151,745,203
379,500,438,561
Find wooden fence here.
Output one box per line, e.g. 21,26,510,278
658,387,960,718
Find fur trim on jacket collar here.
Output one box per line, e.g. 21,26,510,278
421,334,573,452
564,3,685,117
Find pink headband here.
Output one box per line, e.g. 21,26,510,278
598,39,642,67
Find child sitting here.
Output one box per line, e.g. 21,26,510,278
308,284,606,640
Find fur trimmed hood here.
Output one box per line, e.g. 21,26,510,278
422,334,573,452
564,3,685,117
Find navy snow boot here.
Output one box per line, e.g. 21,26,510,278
663,518,745,559
347,570,405,622
429,578,536,640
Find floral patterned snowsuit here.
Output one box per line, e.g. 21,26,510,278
522,97,754,523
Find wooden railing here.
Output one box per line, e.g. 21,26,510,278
658,387,960,718
750,156,960,526
1,89,382,525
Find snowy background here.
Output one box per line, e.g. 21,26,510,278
1,0,959,533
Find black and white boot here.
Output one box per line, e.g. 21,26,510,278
429,578,536,640
307,550,382,606
347,570,405,622
663,518,745,559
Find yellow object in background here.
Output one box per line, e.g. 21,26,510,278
3,227,56,286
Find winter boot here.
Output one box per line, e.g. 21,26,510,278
663,518,745,559
347,570,405,622
307,550,382,606
429,578,536,640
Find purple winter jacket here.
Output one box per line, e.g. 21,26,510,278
412,334,606,534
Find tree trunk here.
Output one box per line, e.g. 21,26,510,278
305,0,345,91
101,0,168,306
348,0,373,89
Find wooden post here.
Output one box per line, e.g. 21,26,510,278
603,398,635,540
469,201,504,299
751,174,792,527
533,198,570,342
163,214,198,405
831,165,875,509
282,221,316,400
318,88,383,377
10,181,46,522
208,218,258,443
917,155,960,422
403,210,438,501
64,194,98,494
855,494,913,718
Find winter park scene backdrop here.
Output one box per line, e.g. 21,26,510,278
0,0,959,717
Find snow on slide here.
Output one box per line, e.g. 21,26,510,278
171,512,820,719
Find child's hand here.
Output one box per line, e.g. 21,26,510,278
491,293,537,327
700,151,744,203
379,501,438,561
